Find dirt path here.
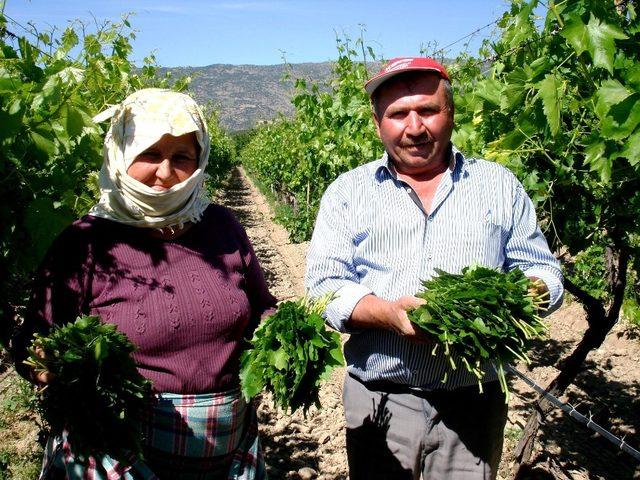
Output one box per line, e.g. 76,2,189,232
221,167,640,480
217,168,348,480
217,167,307,302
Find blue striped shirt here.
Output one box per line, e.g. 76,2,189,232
305,147,563,390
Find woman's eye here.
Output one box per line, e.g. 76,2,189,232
174,154,196,163
139,150,160,159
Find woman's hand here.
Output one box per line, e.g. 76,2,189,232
26,346,55,386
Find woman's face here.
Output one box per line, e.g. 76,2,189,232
127,132,199,191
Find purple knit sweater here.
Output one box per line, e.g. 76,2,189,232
16,205,276,394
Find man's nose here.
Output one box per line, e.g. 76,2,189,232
405,111,425,135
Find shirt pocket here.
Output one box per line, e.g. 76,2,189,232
446,220,505,270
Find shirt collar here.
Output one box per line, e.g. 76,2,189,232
374,143,466,182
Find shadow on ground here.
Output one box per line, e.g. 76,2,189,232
256,396,323,478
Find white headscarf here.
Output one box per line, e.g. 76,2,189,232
89,88,211,229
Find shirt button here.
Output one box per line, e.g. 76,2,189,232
405,187,412,193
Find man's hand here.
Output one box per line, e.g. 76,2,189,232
349,294,431,343
527,276,550,311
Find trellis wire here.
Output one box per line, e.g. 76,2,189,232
505,364,640,462
2,12,57,59
430,17,502,59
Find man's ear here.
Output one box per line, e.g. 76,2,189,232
372,107,381,138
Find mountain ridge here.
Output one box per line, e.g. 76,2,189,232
164,62,339,132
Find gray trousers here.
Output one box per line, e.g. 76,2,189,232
343,374,508,480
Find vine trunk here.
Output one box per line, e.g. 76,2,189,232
512,245,630,477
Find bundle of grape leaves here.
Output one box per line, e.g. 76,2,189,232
240,296,344,413
24,315,153,462
408,266,548,401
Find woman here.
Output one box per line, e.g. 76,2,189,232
15,88,276,479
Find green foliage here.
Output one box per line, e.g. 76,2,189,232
448,0,639,326
274,202,317,244
504,426,524,442
203,105,236,191
623,296,640,330
231,128,257,153
0,451,8,480
0,15,234,350
0,448,40,480
623,254,640,330
0,16,174,348
240,297,344,414
451,0,639,258
24,315,152,463
0,372,42,480
241,35,382,241
0,375,37,413
408,266,548,402
564,244,608,299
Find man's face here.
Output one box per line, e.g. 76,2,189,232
373,73,454,176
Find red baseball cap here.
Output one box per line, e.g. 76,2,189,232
364,57,450,96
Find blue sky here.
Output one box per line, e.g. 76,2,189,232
5,1,516,66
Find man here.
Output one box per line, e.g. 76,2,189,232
305,58,563,479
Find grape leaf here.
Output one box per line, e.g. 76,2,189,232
537,73,563,136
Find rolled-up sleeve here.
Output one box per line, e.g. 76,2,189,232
305,181,372,332
504,183,564,313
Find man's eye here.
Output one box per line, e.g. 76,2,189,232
174,154,196,162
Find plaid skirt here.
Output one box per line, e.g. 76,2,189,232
39,389,266,480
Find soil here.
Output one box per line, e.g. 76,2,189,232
219,167,640,480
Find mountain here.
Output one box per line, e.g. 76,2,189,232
165,62,337,132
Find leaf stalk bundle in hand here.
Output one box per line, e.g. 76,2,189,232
408,266,548,402
240,296,344,413
24,315,153,463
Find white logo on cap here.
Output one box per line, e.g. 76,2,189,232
384,59,414,73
